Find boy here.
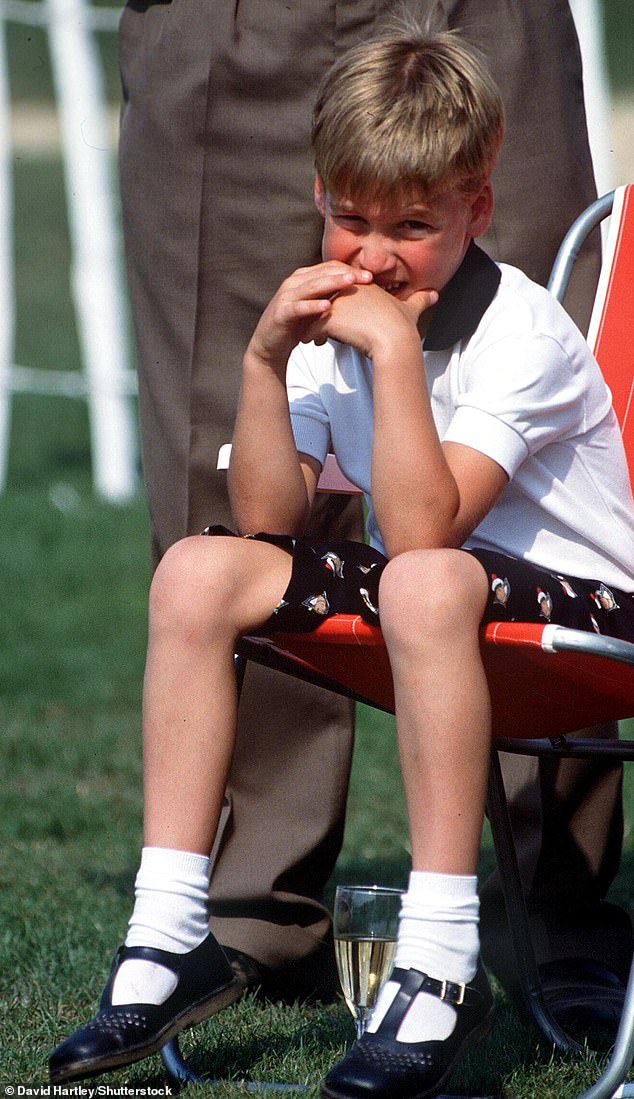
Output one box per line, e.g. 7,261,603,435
49,29,634,1099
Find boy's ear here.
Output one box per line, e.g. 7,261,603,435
469,181,494,238
314,175,327,218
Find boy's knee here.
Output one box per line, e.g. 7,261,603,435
380,549,486,639
149,536,231,631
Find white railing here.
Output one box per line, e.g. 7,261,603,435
0,0,137,502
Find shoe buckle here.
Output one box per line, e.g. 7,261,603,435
439,979,465,1005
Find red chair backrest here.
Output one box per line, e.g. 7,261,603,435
587,184,634,483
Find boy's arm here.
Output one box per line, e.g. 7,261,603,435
310,282,508,556
370,328,508,556
229,260,371,536
229,349,320,535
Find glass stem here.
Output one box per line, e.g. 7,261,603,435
355,1009,370,1039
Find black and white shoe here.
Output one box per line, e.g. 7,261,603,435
321,963,494,1099
48,935,242,1084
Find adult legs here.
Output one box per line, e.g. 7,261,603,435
437,0,601,333
423,0,632,1010
118,0,370,993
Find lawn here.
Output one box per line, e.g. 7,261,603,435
2,479,633,1098
3,475,633,1098
2,2,634,1096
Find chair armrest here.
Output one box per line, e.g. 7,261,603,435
217,444,361,495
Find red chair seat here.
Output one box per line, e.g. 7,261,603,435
241,616,634,740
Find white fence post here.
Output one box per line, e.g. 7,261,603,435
0,0,138,501
46,0,137,503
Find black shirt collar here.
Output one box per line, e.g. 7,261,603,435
423,242,501,351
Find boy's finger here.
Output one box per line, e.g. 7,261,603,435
406,288,440,316
287,266,372,299
298,312,330,345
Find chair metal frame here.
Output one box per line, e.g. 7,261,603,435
161,186,634,1098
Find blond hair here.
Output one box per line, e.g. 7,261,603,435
312,30,504,204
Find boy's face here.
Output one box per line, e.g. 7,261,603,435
314,175,493,303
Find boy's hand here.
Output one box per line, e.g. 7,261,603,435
247,262,373,373
306,282,439,360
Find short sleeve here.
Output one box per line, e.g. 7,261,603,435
286,343,331,467
443,334,611,478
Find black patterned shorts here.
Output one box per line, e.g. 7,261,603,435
202,527,634,643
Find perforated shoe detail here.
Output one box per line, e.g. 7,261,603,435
86,1011,151,1035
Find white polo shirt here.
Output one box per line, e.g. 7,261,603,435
287,244,634,592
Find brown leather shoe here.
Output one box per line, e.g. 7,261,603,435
223,941,341,1004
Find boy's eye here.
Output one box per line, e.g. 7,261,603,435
333,214,365,228
401,219,432,234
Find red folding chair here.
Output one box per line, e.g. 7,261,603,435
162,185,634,1098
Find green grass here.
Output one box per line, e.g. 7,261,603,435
602,0,634,93
1,432,634,1096
12,156,82,378
6,1,122,106
1,477,632,1097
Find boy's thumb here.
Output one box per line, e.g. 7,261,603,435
407,288,439,316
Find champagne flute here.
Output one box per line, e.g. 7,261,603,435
333,884,403,1038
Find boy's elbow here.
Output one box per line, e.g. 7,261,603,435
380,513,464,558
233,499,311,540
383,533,449,559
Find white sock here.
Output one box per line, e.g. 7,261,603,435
366,870,480,1043
111,847,211,1006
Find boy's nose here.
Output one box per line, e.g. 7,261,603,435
357,237,394,275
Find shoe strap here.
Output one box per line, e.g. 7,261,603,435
101,936,233,1010
117,944,189,973
378,967,477,1040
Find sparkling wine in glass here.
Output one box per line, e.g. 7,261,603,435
333,884,403,1038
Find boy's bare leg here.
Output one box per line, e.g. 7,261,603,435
323,548,495,1099
142,535,293,855
48,534,294,1083
379,548,490,876
362,548,490,1044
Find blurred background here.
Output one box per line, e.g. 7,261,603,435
1,0,633,512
